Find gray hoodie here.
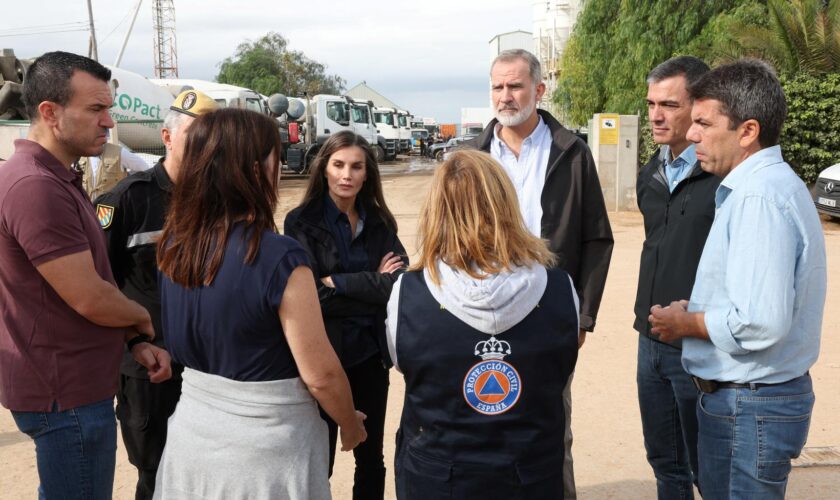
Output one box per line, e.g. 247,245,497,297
385,260,579,371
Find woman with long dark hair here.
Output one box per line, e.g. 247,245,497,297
387,150,580,498
284,130,406,499
154,109,366,499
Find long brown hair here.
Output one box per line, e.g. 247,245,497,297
411,150,555,285
157,108,282,287
297,130,397,231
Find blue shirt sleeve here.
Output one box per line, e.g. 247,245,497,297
265,247,312,311
331,273,347,294
703,194,798,355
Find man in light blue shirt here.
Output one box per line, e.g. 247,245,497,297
649,59,826,499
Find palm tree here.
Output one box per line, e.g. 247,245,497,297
729,0,840,75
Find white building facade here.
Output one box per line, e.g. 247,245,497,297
532,0,583,117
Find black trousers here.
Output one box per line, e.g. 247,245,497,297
324,354,390,500
115,374,182,500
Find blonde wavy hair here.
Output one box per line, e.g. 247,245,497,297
412,150,555,284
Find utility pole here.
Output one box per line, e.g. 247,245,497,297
86,0,99,61
115,0,144,67
152,0,179,78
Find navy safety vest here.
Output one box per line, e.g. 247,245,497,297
395,268,579,499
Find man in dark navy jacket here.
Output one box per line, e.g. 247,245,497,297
634,56,718,499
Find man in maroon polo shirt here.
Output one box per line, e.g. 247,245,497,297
0,51,172,499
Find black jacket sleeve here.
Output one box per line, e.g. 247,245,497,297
575,146,614,331
330,230,407,304
283,210,382,317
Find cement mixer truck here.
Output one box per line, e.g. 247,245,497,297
0,48,174,159
0,49,295,162
283,94,395,173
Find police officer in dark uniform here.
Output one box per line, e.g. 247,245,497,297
94,90,218,500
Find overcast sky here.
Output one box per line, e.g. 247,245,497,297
2,0,535,124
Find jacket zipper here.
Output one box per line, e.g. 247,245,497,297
646,162,700,336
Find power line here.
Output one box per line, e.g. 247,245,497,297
0,27,91,39
100,0,143,46
0,21,89,36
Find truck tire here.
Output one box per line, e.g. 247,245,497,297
302,147,319,175
374,145,385,163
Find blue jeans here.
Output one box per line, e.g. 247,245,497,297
696,373,814,500
637,334,699,500
11,398,117,500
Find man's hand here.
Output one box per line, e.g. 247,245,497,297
649,300,708,343
578,329,587,349
130,343,172,383
320,276,335,289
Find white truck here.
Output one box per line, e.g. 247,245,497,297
151,79,270,114
1,49,175,158
396,109,412,154
285,94,390,173
373,106,399,161
347,97,389,161
461,107,494,137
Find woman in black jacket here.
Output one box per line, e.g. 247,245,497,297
284,130,406,499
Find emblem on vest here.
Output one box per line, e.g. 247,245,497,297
462,336,522,415
96,204,115,229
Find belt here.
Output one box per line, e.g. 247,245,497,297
691,376,774,394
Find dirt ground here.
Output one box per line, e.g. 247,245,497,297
1,165,839,499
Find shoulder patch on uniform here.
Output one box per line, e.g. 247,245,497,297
96,204,115,229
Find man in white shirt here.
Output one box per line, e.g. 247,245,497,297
466,48,614,499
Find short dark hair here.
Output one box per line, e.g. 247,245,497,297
22,51,111,121
647,56,709,86
688,58,787,148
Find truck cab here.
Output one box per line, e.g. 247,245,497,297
348,98,388,162
410,128,429,153
373,106,399,161
396,110,411,154
284,94,349,172
284,94,388,172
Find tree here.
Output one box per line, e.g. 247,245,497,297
216,32,346,96
553,0,839,180
727,0,840,75
554,0,745,127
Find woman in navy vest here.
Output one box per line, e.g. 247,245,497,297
154,109,366,498
284,130,406,500
386,150,580,499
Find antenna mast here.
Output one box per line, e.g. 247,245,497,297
152,0,178,78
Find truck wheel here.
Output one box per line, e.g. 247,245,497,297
302,148,318,175
434,149,444,161
374,145,385,163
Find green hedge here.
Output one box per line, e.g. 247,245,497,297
780,73,840,184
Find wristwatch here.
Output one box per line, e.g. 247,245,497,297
127,334,152,351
